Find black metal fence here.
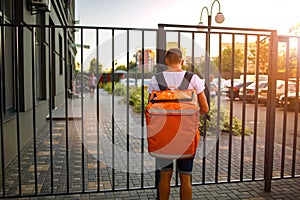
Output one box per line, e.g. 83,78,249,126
0,23,299,198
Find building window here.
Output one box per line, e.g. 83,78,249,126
35,15,47,101
4,0,13,20
59,34,63,75
1,0,15,115
3,27,14,113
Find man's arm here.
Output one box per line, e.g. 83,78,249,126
197,91,209,116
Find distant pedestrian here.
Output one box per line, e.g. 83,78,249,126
88,72,97,98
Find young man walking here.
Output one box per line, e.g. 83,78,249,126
147,48,209,200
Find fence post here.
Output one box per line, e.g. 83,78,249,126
156,24,166,73
264,31,278,192
154,23,167,199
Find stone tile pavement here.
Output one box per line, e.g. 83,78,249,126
20,178,300,199
1,89,300,199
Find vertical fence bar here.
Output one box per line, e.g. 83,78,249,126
291,38,300,177
96,28,100,191
126,30,131,189
126,29,130,190
215,33,222,183
252,35,260,180
253,35,260,178
111,28,115,191
240,35,248,181
0,23,5,198
191,31,195,186
80,27,85,192
175,31,180,187
14,25,22,196
31,26,38,195
141,30,145,189
63,27,70,193
202,31,209,184
228,34,235,182
1,0,6,116
264,31,277,192
155,24,166,199
191,32,195,73
280,37,289,178
48,25,54,194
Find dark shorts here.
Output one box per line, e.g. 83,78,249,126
157,157,194,175
90,86,96,90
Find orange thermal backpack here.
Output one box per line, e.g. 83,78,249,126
145,71,200,159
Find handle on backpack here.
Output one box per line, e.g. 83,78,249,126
166,86,177,91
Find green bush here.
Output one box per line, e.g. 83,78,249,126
103,82,112,94
127,86,149,113
200,98,253,136
115,83,126,96
102,82,126,96
102,83,149,113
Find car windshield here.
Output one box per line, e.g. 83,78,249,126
247,82,256,88
247,82,268,89
225,80,242,87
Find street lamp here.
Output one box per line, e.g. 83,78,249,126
197,0,224,102
198,0,225,28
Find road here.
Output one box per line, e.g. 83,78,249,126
223,96,300,150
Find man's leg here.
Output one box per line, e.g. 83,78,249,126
179,173,192,200
159,170,172,200
177,157,194,200
157,159,173,200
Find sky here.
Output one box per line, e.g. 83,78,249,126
74,0,300,70
75,0,300,34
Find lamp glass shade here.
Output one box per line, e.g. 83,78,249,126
215,12,225,24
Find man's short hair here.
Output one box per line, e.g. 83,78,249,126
165,48,182,64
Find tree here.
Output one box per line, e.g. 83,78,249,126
248,38,270,74
289,22,300,36
129,61,137,70
115,65,127,71
213,47,244,76
288,47,298,76
88,58,103,73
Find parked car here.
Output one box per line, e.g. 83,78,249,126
137,78,151,87
278,91,300,111
119,78,137,87
119,78,151,87
258,80,296,105
211,77,226,95
223,80,253,100
239,81,268,103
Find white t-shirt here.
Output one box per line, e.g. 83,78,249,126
147,71,205,94
89,76,97,86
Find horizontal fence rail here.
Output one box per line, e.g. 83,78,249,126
0,23,299,198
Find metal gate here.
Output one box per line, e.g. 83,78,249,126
0,23,299,198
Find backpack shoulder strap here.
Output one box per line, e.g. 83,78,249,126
155,72,168,91
178,71,194,90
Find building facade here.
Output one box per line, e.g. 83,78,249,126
0,0,76,170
